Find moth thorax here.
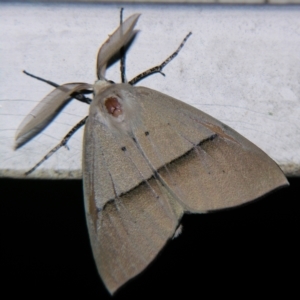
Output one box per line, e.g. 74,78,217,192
93,79,112,95
105,97,122,117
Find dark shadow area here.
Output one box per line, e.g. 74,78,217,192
1,177,298,298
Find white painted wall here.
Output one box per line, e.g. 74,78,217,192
1,2,299,178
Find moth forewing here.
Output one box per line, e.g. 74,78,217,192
83,90,184,293
83,81,288,294
133,87,288,212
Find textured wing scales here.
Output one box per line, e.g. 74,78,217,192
135,86,288,212
83,84,288,294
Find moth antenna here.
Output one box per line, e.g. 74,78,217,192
120,7,124,23
120,7,127,83
25,116,88,175
23,70,59,88
129,32,192,85
22,70,92,104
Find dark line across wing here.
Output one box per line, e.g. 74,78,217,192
101,133,217,206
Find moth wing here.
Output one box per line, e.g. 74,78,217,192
97,14,140,79
15,83,91,148
83,106,184,294
134,86,289,212
82,83,288,294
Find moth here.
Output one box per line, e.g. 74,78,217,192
15,12,288,294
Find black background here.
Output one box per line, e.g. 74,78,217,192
1,177,298,298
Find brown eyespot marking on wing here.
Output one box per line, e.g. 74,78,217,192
105,97,122,117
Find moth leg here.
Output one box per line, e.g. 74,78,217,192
119,8,127,83
23,70,92,104
25,116,88,175
129,32,192,85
